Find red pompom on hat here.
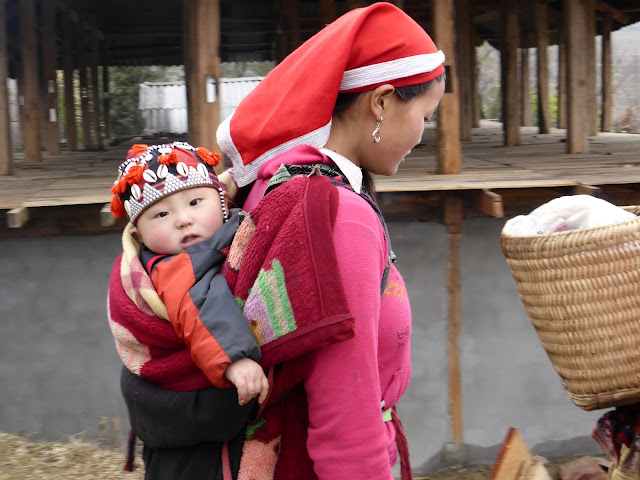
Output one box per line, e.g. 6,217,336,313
217,2,445,187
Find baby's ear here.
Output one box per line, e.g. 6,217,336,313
129,226,141,242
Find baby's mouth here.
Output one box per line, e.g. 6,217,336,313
181,234,200,248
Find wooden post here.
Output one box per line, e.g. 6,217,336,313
285,0,300,53
433,0,461,174
19,0,42,163
557,21,567,130
456,0,473,141
565,0,589,153
90,31,102,149
535,1,550,134
0,0,12,175
601,12,612,132
443,194,464,459
63,14,77,151
103,53,111,142
78,28,91,150
473,43,480,128
320,0,336,26
586,0,597,136
183,0,221,153
500,0,520,146
42,0,60,155
520,49,531,127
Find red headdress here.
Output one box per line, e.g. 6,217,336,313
216,2,445,187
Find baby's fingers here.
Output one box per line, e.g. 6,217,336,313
257,374,270,404
236,379,250,405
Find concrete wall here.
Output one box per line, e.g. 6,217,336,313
0,218,604,470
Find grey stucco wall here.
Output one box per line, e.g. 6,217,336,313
0,219,604,470
390,218,602,473
0,233,127,444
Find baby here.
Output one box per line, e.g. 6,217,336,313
110,142,268,405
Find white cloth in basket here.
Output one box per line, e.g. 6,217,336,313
502,195,636,236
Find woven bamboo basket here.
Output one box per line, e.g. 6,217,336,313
501,206,640,411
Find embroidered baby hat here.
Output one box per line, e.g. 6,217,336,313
110,142,223,224
217,2,445,187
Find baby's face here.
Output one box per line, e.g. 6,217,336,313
132,187,224,255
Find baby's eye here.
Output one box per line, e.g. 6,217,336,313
155,211,168,218
190,198,201,207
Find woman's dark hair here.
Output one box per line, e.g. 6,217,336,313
332,73,446,201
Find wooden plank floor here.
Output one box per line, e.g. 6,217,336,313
375,122,640,192
1,121,640,224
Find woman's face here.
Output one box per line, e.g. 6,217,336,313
360,80,445,176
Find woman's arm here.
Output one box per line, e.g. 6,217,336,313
121,366,255,448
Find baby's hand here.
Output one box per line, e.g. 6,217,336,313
225,358,269,406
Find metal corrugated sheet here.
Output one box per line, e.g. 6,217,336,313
139,77,263,134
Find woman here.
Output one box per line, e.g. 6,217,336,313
115,3,446,479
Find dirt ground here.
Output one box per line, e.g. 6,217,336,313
0,432,606,480
412,460,571,479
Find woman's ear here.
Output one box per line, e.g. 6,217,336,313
369,84,395,118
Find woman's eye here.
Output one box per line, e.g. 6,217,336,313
190,198,201,206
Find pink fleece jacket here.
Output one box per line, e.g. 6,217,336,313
244,145,413,480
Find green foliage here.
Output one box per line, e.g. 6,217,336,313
109,66,184,138
484,85,502,120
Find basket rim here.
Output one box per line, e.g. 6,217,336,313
501,204,640,241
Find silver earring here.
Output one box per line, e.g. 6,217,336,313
372,116,382,143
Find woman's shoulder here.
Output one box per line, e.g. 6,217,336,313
334,187,382,225
333,187,387,256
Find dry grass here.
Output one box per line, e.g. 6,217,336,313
0,431,606,480
0,432,144,480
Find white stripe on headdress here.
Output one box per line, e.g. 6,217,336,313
339,51,445,91
218,115,332,188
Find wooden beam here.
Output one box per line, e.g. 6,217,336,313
7,207,29,228
473,10,499,24
63,14,77,151
475,189,504,217
42,0,60,155
443,194,464,450
0,0,13,175
535,1,550,134
500,0,520,146
520,49,531,127
601,12,612,132
433,0,462,173
19,0,42,163
597,1,628,24
565,0,589,153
